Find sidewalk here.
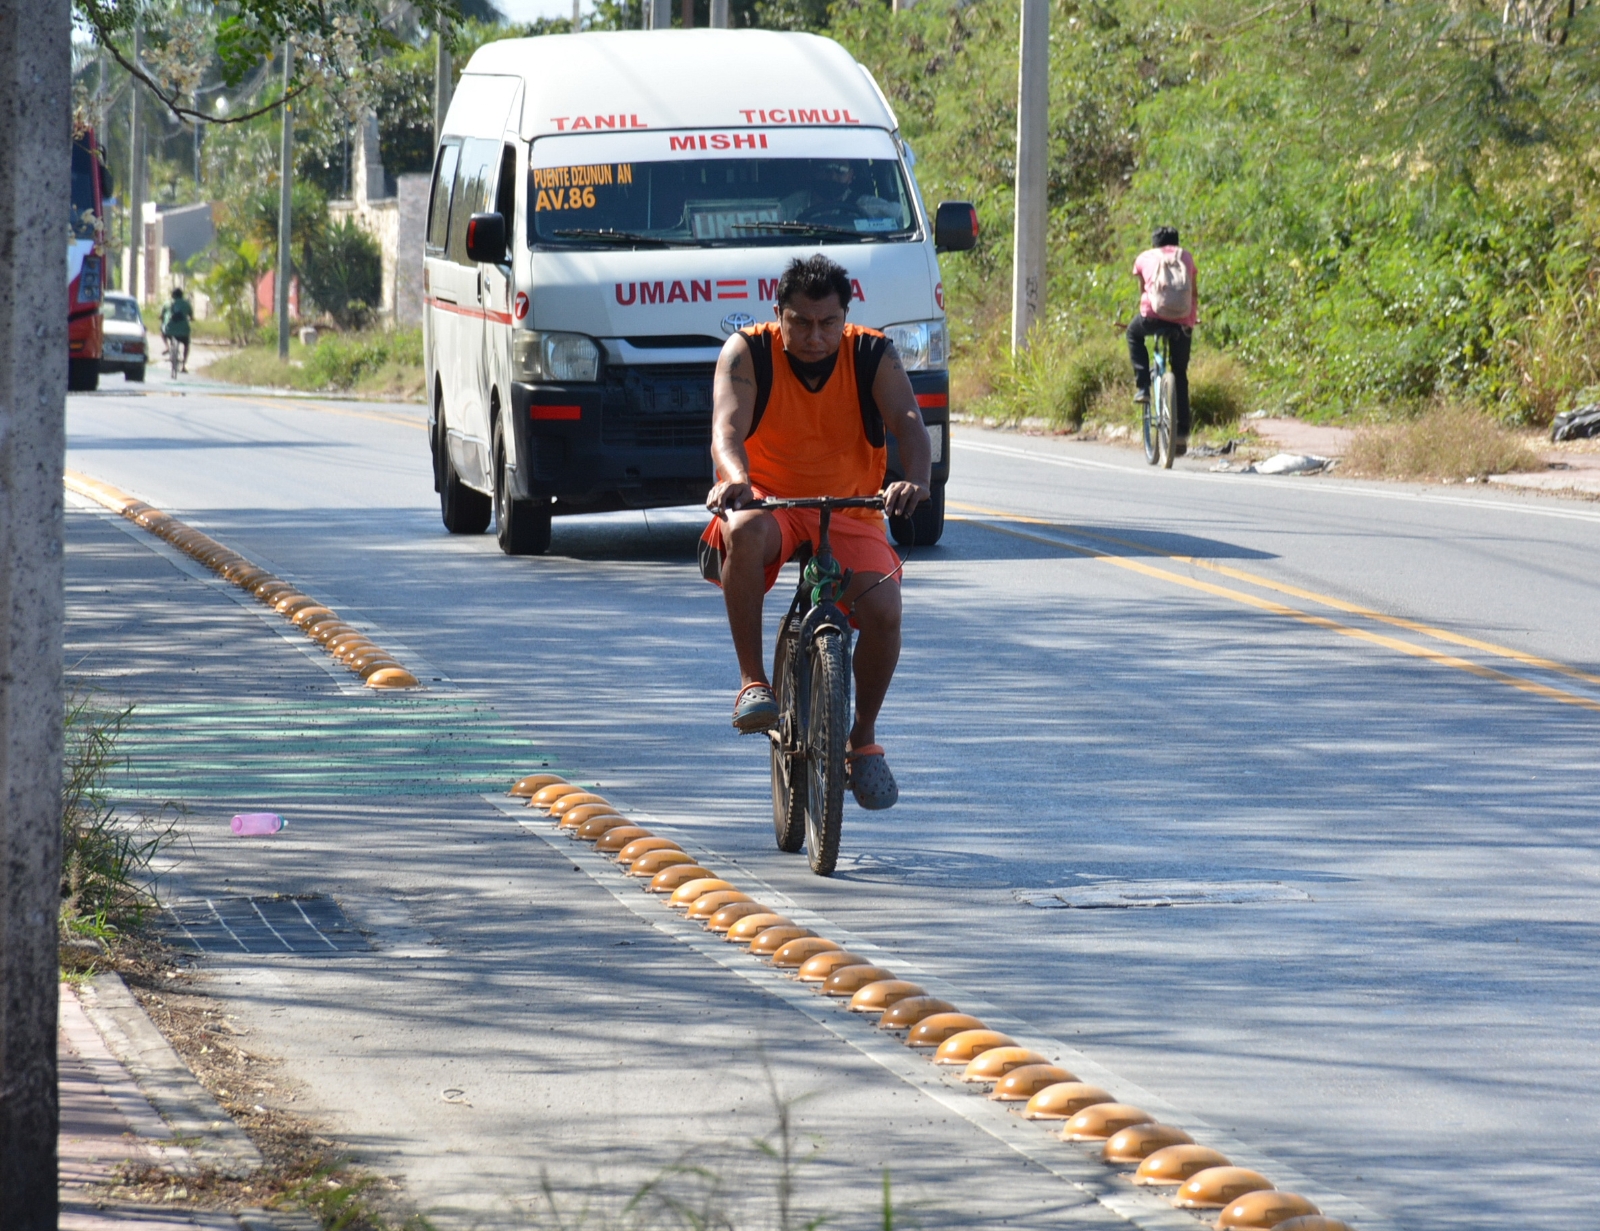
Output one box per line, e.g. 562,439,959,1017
58,979,303,1231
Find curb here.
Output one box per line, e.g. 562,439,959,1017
76,973,263,1179
63,469,420,689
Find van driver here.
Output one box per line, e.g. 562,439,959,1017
702,254,931,811
781,161,899,225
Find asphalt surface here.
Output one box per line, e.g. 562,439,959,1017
63,382,1600,1230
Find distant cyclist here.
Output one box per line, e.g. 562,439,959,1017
160,286,193,373
1127,226,1197,457
702,254,930,810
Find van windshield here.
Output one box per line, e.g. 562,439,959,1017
529,137,917,248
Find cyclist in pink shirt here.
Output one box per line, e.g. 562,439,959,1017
1128,226,1198,456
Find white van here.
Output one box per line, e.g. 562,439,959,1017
424,29,976,555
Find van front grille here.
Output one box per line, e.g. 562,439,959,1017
601,364,714,449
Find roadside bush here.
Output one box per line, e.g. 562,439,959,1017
302,218,383,331
1188,352,1253,428
975,332,1124,429
303,329,421,389
1345,401,1542,481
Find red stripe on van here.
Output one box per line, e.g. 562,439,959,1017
530,405,582,421
915,393,948,409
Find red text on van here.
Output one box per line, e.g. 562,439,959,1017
668,133,770,152
737,109,861,125
614,277,865,305
550,115,649,131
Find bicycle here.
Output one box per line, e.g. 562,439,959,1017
164,333,188,380
1142,333,1176,469
759,494,886,877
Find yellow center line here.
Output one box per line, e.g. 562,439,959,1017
947,503,1600,716
218,395,426,431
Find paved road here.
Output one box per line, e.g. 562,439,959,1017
64,385,1600,1230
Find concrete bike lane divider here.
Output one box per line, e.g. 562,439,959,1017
490,779,1383,1231
65,470,420,689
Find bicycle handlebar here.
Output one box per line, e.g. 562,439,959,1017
747,495,886,511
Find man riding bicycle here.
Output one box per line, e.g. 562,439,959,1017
703,254,931,811
1127,225,1197,457
160,286,193,373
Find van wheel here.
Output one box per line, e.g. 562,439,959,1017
889,480,945,547
494,421,551,556
126,364,145,383
439,425,491,536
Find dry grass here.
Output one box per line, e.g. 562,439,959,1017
1346,401,1544,481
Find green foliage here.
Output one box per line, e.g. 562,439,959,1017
303,217,383,329
206,330,424,397
374,47,436,177
197,227,269,343
1187,352,1251,429
61,694,177,942
305,329,422,388
975,332,1125,428
833,0,1600,425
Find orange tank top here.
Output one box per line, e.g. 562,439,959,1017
732,322,888,520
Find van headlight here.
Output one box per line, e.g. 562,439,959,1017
513,331,600,383
881,319,948,371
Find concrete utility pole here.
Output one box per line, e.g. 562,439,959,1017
649,0,671,29
710,0,729,27
0,0,70,1223
433,22,452,150
1010,0,1048,351
127,22,144,302
276,42,292,360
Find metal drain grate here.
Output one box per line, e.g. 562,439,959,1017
162,894,370,955
1016,880,1311,909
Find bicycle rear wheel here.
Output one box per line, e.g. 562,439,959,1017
1142,396,1158,464
770,621,806,854
1158,371,1177,469
803,629,849,876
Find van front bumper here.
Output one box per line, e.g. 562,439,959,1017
509,367,716,513
509,365,951,515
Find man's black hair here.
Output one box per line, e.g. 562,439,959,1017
1153,226,1180,247
775,254,852,311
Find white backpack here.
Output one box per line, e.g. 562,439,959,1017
1151,248,1192,320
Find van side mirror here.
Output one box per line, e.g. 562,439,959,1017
466,212,507,264
934,201,979,253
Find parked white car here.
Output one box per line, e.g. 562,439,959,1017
99,292,147,382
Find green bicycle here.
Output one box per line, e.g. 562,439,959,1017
1142,333,1177,470
761,494,885,877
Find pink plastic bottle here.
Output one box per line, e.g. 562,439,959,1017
231,812,284,836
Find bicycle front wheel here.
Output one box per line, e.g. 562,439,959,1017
803,629,849,876
1158,371,1177,469
1142,396,1158,465
770,621,806,854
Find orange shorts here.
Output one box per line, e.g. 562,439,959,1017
701,506,902,598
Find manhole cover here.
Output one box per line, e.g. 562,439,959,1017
1016,880,1310,909
162,894,370,954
